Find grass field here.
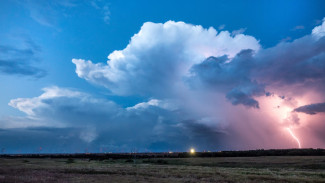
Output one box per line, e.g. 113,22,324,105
1,156,325,182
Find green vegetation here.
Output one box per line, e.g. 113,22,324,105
1,156,325,182
65,158,75,164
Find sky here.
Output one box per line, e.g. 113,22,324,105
1,0,325,153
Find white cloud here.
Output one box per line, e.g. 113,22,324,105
6,86,117,142
231,28,247,36
127,99,178,111
79,127,98,143
5,18,325,151
218,24,225,30
312,18,325,39
71,19,325,149
90,0,110,24
4,86,184,144
73,21,260,96
9,86,82,116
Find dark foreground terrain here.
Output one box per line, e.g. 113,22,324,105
1,156,325,183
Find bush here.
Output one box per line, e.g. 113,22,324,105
66,158,75,164
125,159,134,163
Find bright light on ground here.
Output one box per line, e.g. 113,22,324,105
190,148,195,154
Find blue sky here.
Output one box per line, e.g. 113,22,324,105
1,0,325,153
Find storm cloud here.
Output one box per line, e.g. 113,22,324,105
5,86,227,152
70,19,325,149
72,21,260,97
294,102,325,115
2,18,325,152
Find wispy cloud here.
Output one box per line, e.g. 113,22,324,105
218,24,225,30
231,28,247,36
90,0,110,24
19,0,78,28
291,25,305,31
19,0,111,28
0,37,46,78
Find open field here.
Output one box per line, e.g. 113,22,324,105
1,156,325,183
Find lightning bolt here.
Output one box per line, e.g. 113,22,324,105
286,127,301,148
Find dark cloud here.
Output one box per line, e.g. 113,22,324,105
226,87,261,108
3,19,325,152
294,102,325,115
189,50,256,89
0,127,91,154
189,33,325,108
0,39,46,78
254,36,325,87
189,50,265,108
176,119,227,150
68,19,325,149
5,87,229,152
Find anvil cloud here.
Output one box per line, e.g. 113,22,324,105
3,19,325,152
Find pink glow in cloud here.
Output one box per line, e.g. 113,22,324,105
3,19,325,152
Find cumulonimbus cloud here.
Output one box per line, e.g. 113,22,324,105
69,19,325,149
72,20,325,108
6,86,211,149
72,21,260,97
3,18,325,152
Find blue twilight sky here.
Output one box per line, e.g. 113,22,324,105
1,0,325,153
